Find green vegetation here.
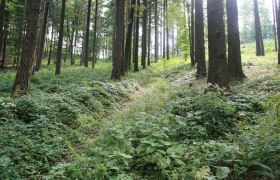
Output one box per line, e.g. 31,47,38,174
0,43,280,179
1,0,279,178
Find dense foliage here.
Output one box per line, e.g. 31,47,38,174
0,63,136,178
1,47,279,178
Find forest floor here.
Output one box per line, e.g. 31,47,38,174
0,43,280,179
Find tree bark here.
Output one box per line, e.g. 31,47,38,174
195,0,206,78
0,0,5,60
147,0,152,66
66,16,75,66
254,0,265,56
125,0,136,72
111,0,125,80
35,0,50,71
12,0,42,96
73,0,80,65
48,23,54,65
207,0,229,89
186,2,191,60
272,0,278,52
166,0,169,60
133,0,140,72
141,0,147,69
1,15,8,69
163,0,166,59
277,0,280,64
124,0,136,72
171,24,175,57
227,0,246,80
84,0,92,68
55,0,66,74
92,0,99,69
154,0,159,62
190,0,195,66
1,8,9,69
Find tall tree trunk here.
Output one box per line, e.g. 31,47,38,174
190,0,195,66
159,25,162,57
16,23,23,69
184,2,189,60
48,23,54,65
277,0,280,64
35,0,50,71
12,0,42,96
84,0,92,68
154,0,159,62
141,0,147,69
207,0,229,89
195,0,206,78
227,0,246,80
55,0,66,74
187,2,192,61
162,0,166,59
147,0,152,66
272,0,278,52
68,17,75,66
254,0,265,56
64,41,68,63
124,0,136,72
133,0,140,72
73,0,80,65
111,0,125,80
80,13,87,66
171,24,175,57
1,30,7,68
1,9,8,69
92,0,99,69
0,0,5,59
166,0,169,60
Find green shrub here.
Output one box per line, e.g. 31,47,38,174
166,91,237,139
0,77,135,178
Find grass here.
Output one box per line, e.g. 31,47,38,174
0,41,280,179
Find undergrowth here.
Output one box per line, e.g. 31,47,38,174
0,54,280,179
47,82,280,179
0,61,137,178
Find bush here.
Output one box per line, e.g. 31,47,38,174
0,79,135,178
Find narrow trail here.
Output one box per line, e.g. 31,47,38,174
103,82,169,128
102,73,198,130
121,86,149,112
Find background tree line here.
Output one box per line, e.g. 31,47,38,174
0,0,279,96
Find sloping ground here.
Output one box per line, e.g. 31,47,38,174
44,59,280,179
0,56,280,179
0,62,138,178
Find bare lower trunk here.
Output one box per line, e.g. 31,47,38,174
0,0,5,59
111,0,125,80
55,0,66,74
141,0,147,69
207,0,229,89
92,0,99,69
147,0,152,66
227,0,246,80
133,0,140,72
277,0,280,64
190,0,195,66
154,0,159,62
124,0,136,72
195,0,207,78
254,0,265,56
12,0,42,96
35,0,50,71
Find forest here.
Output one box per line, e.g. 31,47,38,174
0,0,280,179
